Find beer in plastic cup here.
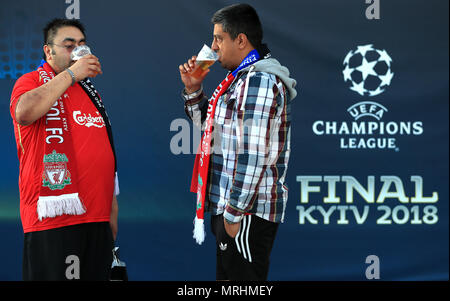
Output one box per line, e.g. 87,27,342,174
190,44,218,78
191,60,216,78
71,45,92,61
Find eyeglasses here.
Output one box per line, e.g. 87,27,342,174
47,43,84,52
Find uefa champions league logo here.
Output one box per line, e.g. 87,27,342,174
343,44,394,96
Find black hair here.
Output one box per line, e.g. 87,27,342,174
42,18,86,59
211,3,263,48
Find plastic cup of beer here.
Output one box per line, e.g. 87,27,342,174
191,44,218,78
70,45,101,77
70,45,92,61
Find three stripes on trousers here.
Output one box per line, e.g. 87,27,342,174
234,215,252,263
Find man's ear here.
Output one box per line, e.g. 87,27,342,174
236,33,249,49
43,44,52,61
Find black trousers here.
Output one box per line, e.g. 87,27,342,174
211,214,279,281
23,222,114,281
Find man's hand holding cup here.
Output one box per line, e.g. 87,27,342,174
68,45,102,82
179,55,210,94
179,44,218,94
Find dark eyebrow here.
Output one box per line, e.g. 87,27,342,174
62,37,86,43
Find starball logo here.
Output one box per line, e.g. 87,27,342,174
342,44,394,97
312,44,424,151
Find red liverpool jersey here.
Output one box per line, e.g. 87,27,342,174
10,68,115,233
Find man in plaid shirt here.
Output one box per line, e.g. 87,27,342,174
179,4,297,280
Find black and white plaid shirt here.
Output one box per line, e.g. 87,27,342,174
183,65,293,224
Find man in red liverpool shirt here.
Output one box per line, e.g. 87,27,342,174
10,19,119,280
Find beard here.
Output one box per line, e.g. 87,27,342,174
52,54,72,74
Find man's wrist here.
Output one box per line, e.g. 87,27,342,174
183,86,203,100
224,217,240,225
66,68,76,86
185,85,202,95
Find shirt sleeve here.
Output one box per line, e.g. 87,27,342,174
10,71,39,122
182,87,209,130
224,73,282,223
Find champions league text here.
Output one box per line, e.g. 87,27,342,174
296,175,439,225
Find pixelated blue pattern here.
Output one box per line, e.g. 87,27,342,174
0,4,43,79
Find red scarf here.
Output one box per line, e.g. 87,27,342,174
190,49,261,244
36,62,85,220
